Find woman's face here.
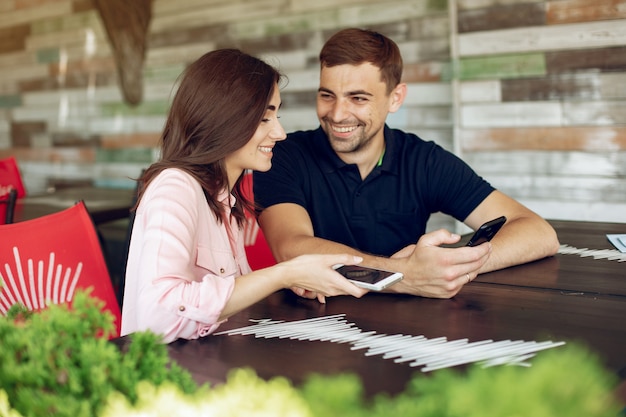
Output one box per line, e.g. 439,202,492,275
224,85,286,186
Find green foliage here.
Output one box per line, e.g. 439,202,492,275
367,344,622,417
1,292,623,417
300,373,367,416
101,344,621,417
100,369,312,417
0,290,197,417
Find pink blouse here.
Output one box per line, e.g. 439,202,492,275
121,168,251,343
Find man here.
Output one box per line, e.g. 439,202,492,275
253,28,559,299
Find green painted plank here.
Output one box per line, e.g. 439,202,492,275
36,47,60,64
0,95,22,108
455,53,546,81
96,148,154,164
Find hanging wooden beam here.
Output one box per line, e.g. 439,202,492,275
93,0,152,106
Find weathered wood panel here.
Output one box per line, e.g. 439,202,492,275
461,102,562,127
0,24,30,54
545,46,626,73
404,83,453,105
457,2,544,33
546,0,626,25
458,19,626,56
403,61,448,82
461,127,626,151
459,80,501,102
457,53,546,80
501,73,626,101
562,101,626,125
0,1,71,29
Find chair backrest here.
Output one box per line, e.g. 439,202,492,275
0,157,26,225
0,156,27,199
0,201,121,337
240,171,276,270
0,188,18,224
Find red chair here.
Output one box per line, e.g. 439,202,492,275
0,188,17,224
240,171,276,270
0,201,121,337
0,156,27,225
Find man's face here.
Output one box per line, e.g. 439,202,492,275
317,62,397,157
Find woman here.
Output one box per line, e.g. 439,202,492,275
121,49,366,343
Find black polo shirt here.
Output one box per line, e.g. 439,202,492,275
253,125,494,257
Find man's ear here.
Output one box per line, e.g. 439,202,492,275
389,83,407,113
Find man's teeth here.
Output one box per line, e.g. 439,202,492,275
259,146,272,153
333,126,357,133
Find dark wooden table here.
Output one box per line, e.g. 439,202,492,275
14,187,135,225
116,219,626,400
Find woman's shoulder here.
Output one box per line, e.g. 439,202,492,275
144,168,204,201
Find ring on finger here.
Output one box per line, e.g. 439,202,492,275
466,273,471,284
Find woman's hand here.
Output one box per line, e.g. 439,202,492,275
283,254,369,302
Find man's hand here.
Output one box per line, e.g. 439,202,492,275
387,229,492,298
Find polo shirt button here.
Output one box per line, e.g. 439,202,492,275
178,305,185,311
220,268,225,274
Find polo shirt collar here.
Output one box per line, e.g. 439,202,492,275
315,124,400,176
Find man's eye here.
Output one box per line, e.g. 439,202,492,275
353,96,367,102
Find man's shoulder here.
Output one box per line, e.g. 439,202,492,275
386,127,442,157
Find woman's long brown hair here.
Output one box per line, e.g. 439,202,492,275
135,49,283,227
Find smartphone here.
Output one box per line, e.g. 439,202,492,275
466,216,507,247
333,264,403,291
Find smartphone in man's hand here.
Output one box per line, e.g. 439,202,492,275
466,216,507,247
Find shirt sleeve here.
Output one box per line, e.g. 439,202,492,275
122,169,237,343
423,144,495,221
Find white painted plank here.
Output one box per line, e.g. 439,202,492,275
260,50,311,72
464,150,626,177
459,80,502,102
146,43,217,67
404,83,453,105
281,69,320,92
598,73,626,99
388,106,453,128
563,101,626,125
459,19,626,56
520,200,626,223
461,102,562,127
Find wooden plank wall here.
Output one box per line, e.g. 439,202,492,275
454,0,626,224
0,0,624,225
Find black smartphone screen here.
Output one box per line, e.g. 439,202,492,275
334,265,393,284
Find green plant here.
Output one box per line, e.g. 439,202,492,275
1,290,623,417
0,290,197,417
96,343,623,417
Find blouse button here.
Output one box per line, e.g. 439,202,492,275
220,268,225,274
178,305,185,311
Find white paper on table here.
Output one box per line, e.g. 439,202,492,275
607,234,626,253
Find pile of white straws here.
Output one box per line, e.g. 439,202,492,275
216,314,565,372
558,244,626,262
